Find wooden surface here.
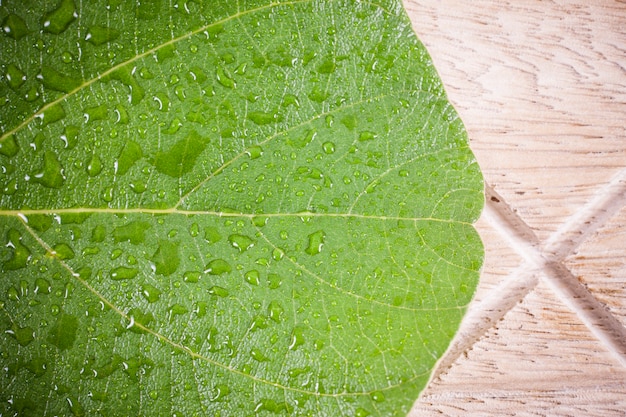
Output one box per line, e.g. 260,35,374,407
404,1,626,415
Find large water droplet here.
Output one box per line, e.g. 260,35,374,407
247,111,282,126
42,0,77,34
267,273,282,289
85,25,120,46
153,130,208,178
8,324,34,346
47,312,78,350
228,234,254,252
110,266,138,280
141,283,161,303
267,301,284,323
3,229,30,271
0,134,19,157
204,259,231,275
305,230,325,255
112,221,151,244
244,270,260,286
52,243,74,260
289,326,306,350
151,240,179,276
322,141,335,154
5,64,26,90
31,151,65,188
2,13,30,40
250,348,269,362
216,66,236,89
40,66,81,94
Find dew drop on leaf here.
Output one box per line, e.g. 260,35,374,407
110,266,138,280
204,259,231,275
42,0,77,34
305,230,325,255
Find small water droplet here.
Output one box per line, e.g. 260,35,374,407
322,141,335,154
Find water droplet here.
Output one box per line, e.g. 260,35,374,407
322,141,335,154
2,13,30,40
61,51,73,63
370,391,385,402
305,230,325,255
66,395,85,416
244,270,260,286
250,348,269,362
5,64,26,90
42,0,77,34
83,104,108,123
271,248,284,261
204,227,222,244
183,271,201,283
208,286,229,297
358,131,376,142
216,66,235,89
34,278,51,294
115,140,142,175
228,234,254,252
209,384,230,402
205,259,231,275
153,92,170,112
8,324,34,346
267,273,282,289
151,240,179,276
153,130,208,178
317,57,336,74
40,66,81,94
245,145,263,159
52,243,74,260
289,326,306,350
247,111,282,126
267,301,284,323
3,229,31,270
141,283,162,303
398,169,409,177
281,93,300,108
85,25,120,46
255,398,292,414
110,266,138,280
113,221,151,244
47,312,78,350
288,129,316,148
355,407,371,417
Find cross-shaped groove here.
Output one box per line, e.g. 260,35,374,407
428,167,626,381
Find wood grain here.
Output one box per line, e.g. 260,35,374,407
404,0,626,415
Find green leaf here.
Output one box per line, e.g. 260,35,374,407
0,0,484,415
